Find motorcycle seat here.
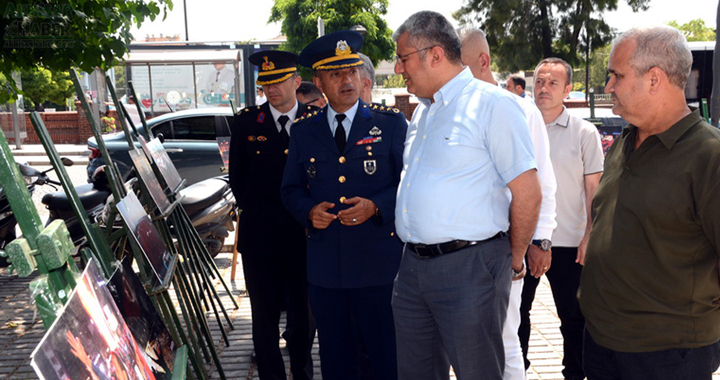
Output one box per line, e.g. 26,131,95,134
180,178,228,216
41,183,111,212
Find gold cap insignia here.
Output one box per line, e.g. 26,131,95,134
262,56,276,71
335,40,351,56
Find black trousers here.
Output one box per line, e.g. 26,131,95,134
519,246,585,380
242,251,315,380
583,330,720,380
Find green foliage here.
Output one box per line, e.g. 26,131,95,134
20,67,74,109
382,74,405,88
573,43,611,95
454,0,650,72
668,19,716,42
269,0,395,79
0,0,173,103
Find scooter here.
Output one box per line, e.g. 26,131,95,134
0,159,78,267
93,169,236,258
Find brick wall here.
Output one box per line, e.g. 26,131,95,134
0,107,111,145
393,94,419,121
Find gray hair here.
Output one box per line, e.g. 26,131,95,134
393,11,462,64
613,26,692,89
458,27,490,55
358,53,375,89
534,57,573,86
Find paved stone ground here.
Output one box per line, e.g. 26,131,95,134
2,146,720,380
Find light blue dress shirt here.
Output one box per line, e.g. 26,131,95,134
325,100,359,139
395,68,536,244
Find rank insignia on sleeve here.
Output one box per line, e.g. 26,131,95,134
369,126,382,136
364,160,377,175
248,136,256,142
257,112,265,123
257,136,268,142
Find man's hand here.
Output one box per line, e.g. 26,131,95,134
308,202,337,229
337,197,376,226
527,245,551,278
577,235,589,265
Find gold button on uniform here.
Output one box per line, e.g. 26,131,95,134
390,232,395,237
339,176,346,183
339,156,346,164
366,146,372,151
284,149,289,155
368,152,373,156
339,196,347,204
256,151,261,155
310,157,316,163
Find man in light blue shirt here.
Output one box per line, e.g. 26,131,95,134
392,11,542,380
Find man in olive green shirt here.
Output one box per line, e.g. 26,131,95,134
578,26,720,380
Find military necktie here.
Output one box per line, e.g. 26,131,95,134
278,115,290,145
334,114,346,152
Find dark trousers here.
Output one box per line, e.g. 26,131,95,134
519,246,584,380
242,252,315,380
583,329,720,380
309,284,397,380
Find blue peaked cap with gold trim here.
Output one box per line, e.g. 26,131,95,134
249,50,298,86
298,30,365,71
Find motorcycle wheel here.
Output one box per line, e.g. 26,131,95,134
205,237,225,258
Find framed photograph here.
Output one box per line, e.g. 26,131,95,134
31,260,158,380
216,136,231,173
129,149,172,215
116,191,175,286
143,136,183,192
109,259,176,379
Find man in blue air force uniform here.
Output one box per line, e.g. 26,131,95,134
229,50,316,380
281,31,408,380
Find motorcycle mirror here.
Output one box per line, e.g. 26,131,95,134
156,133,165,143
60,157,74,167
17,163,42,177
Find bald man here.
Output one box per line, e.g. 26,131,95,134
460,27,557,380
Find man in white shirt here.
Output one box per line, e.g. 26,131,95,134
459,27,557,380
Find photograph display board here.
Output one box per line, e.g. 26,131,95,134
117,191,175,285
129,149,172,215
109,259,177,379
31,260,157,380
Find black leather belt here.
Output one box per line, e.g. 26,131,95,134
407,231,507,259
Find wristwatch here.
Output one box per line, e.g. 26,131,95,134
531,239,552,251
512,263,526,279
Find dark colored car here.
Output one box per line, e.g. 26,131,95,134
87,108,234,186
566,107,629,155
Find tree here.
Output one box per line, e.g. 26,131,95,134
19,67,74,110
0,0,173,103
269,0,395,77
668,19,716,42
454,0,650,72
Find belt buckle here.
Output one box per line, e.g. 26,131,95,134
414,245,433,258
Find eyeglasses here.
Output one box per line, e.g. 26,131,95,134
394,46,436,65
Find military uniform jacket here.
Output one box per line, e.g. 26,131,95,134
281,100,408,289
229,102,316,256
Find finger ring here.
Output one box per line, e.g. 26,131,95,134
543,267,548,270
352,218,357,223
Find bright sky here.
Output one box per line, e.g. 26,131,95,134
132,0,718,43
